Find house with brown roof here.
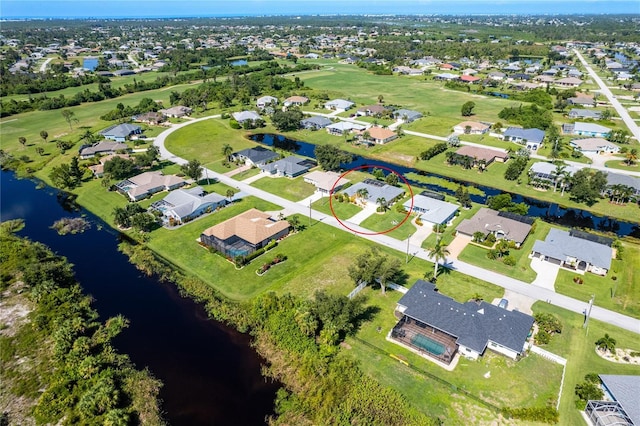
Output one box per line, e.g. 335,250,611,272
455,145,509,166
303,170,350,195
133,111,165,125
283,96,309,107
200,209,290,257
456,208,533,247
358,126,397,145
115,171,186,201
453,121,490,135
79,140,130,159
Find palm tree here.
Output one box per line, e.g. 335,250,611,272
595,333,617,354
428,240,450,279
376,197,387,211
356,188,369,204
226,189,235,201
552,162,567,192
624,148,637,166
222,144,233,162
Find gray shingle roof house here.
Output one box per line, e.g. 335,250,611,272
567,96,595,107
605,173,640,196
392,280,534,365
232,147,279,166
531,228,613,276
502,127,545,151
343,179,404,206
324,99,355,110
586,375,640,426
456,208,532,247
393,109,423,123
79,140,129,159
300,116,332,130
99,123,142,142
151,186,228,224
258,156,316,178
232,110,261,123
568,109,602,120
403,195,459,225
326,121,366,135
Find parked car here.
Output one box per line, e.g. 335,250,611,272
498,298,509,309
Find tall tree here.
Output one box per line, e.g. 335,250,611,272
61,110,76,130
180,159,203,182
461,101,476,117
427,240,450,279
222,144,233,162
40,130,49,143
348,247,402,294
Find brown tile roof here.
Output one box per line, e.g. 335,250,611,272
455,121,490,132
455,145,508,162
367,127,396,140
456,208,532,245
202,208,289,245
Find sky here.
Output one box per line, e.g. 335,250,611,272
1,0,638,19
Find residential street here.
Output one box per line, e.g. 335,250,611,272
574,49,640,143
154,119,640,334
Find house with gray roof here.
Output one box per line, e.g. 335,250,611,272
326,121,366,136
568,109,602,120
256,96,278,109
79,140,129,159
324,99,355,111
232,147,279,167
159,105,193,118
531,228,613,276
502,127,545,151
403,195,459,225
393,109,422,123
99,123,142,142
391,280,534,365
586,375,640,426
232,110,262,124
563,122,612,138
343,179,404,206
456,208,533,247
116,171,186,201
300,116,332,130
258,156,316,178
605,173,640,197
151,186,228,225
567,96,595,107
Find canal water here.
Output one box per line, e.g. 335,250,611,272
250,133,640,237
0,172,279,425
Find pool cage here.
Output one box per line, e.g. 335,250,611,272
585,400,634,426
391,315,458,364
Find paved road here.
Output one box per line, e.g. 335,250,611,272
153,117,640,334
39,57,53,73
574,49,640,142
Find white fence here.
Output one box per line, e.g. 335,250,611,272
531,345,567,410
347,281,367,299
386,283,409,294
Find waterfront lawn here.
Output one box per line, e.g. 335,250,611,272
554,242,640,319
312,197,362,221
73,179,129,226
533,302,640,425
250,175,316,202
456,220,553,284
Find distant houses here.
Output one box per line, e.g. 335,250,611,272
200,208,289,258
99,123,142,142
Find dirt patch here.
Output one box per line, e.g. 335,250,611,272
0,283,33,338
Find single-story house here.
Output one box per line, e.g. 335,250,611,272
535,75,556,84
133,111,165,125
232,110,262,124
531,228,613,276
358,126,397,145
555,77,583,87
256,96,278,109
259,156,316,178
87,153,132,177
283,96,309,107
116,171,186,201
356,104,390,117
326,121,366,136
393,109,422,123
455,146,509,166
570,138,620,154
343,179,404,206
568,109,602,120
585,375,640,426
605,173,640,197
151,186,228,224
99,123,142,142
391,280,534,365
159,105,193,118
402,195,458,225
488,71,506,80
563,122,612,138
79,140,129,159
568,96,595,107
232,147,279,167
502,127,545,151
300,116,332,130
303,170,350,195
434,72,460,81
325,99,355,111
459,75,480,83
200,208,289,258
453,121,490,135
456,207,533,247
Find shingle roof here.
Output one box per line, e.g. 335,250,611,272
403,195,459,225
304,170,349,192
532,228,612,270
398,280,534,354
343,179,404,204
325,99,354,109
568,109,602,119
232,110,261,123
80,140,129,157
99,123,141,138
456,208,532,245
326,121,366,132
161,186,226,220
598,375,640,425
259,156,314,176
234,147,279,164
573,122,612,134
300,116,332,128
570,138,618,151
503,127,545,143
201,208,289,245
394,109,422,121
455,146,509,162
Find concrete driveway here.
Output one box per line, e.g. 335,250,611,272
530,256,560,292
447,234,472,260
493,290,536,315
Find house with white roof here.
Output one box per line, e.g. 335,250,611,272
403,194,458,225
568,109,602,120
116,171,186,201
324,99,355,111
256,96,278,109
232,110,262,124
151,186,228,225
304,170,350,195
453,121,490,135
563,122,612,138
326,121,366,136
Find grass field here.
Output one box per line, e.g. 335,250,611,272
604,159,639,172
457,220,552,283
358,201,416,240
250,175,316,202
312,196,362,220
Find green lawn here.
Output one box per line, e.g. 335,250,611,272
422,204,481,249
457,220,553,283
250,175,316,202
312,197,362,220
358,201,416,240
554,241,640,319
604,160,639,172
229,167,261,181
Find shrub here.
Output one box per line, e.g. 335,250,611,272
503,256,516,266
535,329,550,345
419,142,448,161
501,406,559,424
229,119,241,129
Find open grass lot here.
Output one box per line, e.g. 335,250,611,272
554,241,640,319
343,284,565,424
312,196,362,220
250,175,316,202
533,302,640,425
457,220,553,283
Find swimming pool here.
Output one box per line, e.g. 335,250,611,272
411,333,446,356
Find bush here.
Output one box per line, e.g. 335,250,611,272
501,406,559,424
503,256,516,266
229,119,241,129
535,329,550,345
419,142,448,161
